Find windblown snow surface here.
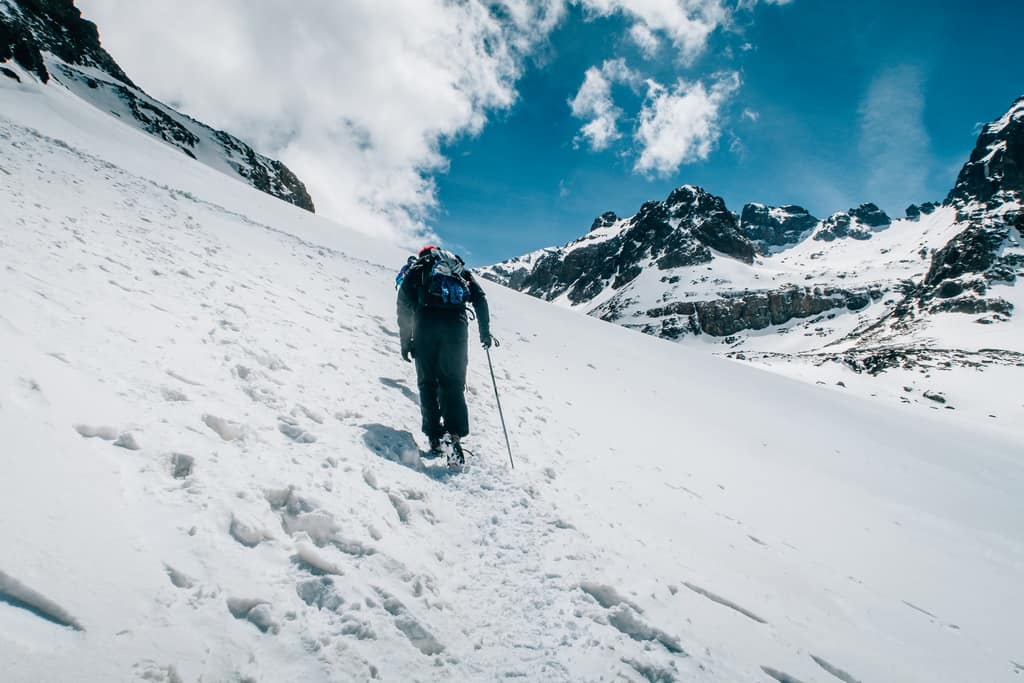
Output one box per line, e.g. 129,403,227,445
1,62,1023,682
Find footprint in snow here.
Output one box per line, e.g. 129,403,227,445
278,416,316,443
226,597,279,634
74,424,118,440
202,414,243,441
378,377,418,404
361,424,422,469
810,655,863,683
682,581,767,624
760,666,808,683
373,587,444,656
170,453,193,479
0,570,84,631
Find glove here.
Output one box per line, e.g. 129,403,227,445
401,338,414,362
480,333,493,349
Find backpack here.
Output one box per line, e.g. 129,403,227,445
416,249,469,310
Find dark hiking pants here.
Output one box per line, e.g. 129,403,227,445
414,313,469,438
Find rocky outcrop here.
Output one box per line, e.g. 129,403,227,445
946,96,1024,207
740,203,818,249
1,0,315,212
813,203,891,242
905,202,937,220
0,0,130,84
666,185,756,263
915,209,1021,317
590,211,618,231
606,286,880,339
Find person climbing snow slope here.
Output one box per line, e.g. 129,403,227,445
396,246,492,467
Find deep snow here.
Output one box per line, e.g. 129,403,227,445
2,60,1023,682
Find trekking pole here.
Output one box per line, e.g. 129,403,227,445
485,342,515,469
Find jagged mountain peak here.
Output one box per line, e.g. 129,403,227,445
812,203,892,242
905,201,939,220
589,210,619,232
946,95,1024,207
740,202,818,249
483,184,757,307
0,0,131,85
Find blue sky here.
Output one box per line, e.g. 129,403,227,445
434,0,1023,265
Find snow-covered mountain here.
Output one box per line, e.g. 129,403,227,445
483,98,1024,373
0,0,315,212
4,9,1024,683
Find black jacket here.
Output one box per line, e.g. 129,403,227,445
396,260,490,345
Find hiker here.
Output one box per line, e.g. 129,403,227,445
396,245,492,465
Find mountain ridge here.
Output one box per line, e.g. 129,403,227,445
483,97,1024,370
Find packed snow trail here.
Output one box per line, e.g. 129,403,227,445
2,65,1024,681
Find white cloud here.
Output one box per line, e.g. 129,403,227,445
742,108,759,122
76,0,566,245
569,58,640,151
858,65,932,210
628,23,660,58
74,0,785,243
580,0,729,63
736,0,793,8
633,72,739,176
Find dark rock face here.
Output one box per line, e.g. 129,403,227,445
814,203,890,242
2,0,315,212
946,97,1024,206
915,95,1024,318
905,202,937,219
0,0,132,84
626,286,880,339
916,209,1021,316
740,203,818,248
814,213,856,241
667,186,756,263
0,11,48,82
590,211,618,232
910,97,1024,318
923,220,1008,288
213,130,316,212
850,203,891,227
482,185,755,305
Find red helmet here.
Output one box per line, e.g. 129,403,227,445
418,245,438,257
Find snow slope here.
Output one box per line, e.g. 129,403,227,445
2,61,1024,682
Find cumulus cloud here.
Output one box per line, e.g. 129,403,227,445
633,72,740,176
628,23,661,57
858,65,932,210
581,0,729,63
77,0,566,245
75,0,782,243
569,58,640,150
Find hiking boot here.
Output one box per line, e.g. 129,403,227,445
426,435,443,458
446,434,465,469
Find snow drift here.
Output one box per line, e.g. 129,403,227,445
2,49,1024,683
